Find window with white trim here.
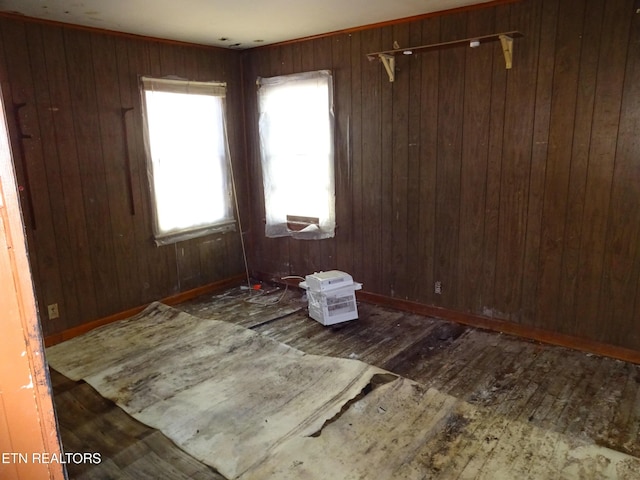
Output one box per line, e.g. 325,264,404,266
141,77,235,245
257,70,335,239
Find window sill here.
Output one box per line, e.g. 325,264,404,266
154,221,236,246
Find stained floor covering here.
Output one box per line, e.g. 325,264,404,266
51,286,640,479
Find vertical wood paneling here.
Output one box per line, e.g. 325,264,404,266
534,0,584,329
389,23,411,298
124,38,162,302
2,0,640,351
520,0,558,327
574,0,632,340
40,24,99,326
26,24,85,332
602,9,640,348
64,29,121,318
91,33,141,309
0,21,45,314
242,51,264,276
358,27,379,292
434,13,466,307
493,0,541,320
176,239,200,291
2,21,66,336
0,17,246,334
116,36,152,303
456,8,494,313
415,16,441,305
481,3,510,318
379,25,394,295
347,30,365,287
221,47,247,282
405,20,423,301
244,0,640,352
559,0,604,335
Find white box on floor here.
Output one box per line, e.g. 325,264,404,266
299,271,362,326
304,270,354,292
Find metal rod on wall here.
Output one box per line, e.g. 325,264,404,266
121,107,136,216
12,102,36,230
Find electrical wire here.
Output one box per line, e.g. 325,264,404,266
222,100,251,291
222,113,306,310
245,284,289,306
244,275,306,306
282,275,305,281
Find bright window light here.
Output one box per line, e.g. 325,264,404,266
141,77,235,245
257,70,335,239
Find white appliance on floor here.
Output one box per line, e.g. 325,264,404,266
299,270,362,326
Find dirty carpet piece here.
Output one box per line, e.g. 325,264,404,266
241,376,640,480
178,286,304,329
46,302,386,479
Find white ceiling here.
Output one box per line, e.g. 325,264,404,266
0,0,492,49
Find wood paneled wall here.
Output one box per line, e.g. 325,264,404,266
243,0,640,351
1,0,638,352
0,17,247,336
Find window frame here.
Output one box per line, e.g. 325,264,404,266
140,76,236,246
257,70,335,240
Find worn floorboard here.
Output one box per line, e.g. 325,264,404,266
50,286,640,479
51,370,225,480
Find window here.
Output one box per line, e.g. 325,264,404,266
141,77,235,245
257,70,335,239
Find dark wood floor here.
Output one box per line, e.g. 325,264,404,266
50,285,640,478
51,370,226,480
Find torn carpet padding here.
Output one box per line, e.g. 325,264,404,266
244,376,640,480
47,302,640,479
46,302,387,479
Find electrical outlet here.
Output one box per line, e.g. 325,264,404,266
434,281,442,295
47,303,59,320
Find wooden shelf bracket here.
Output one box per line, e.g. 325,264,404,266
499,34,513,69
379,53,395,82
367,31,522,82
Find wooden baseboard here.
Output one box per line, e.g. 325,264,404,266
356,291,640,365
44,274,246,347
47,270,640,365
255,271,640,365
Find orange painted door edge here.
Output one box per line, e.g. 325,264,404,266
0,90,65,479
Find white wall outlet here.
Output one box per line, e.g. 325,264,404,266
47,303,59,320
434,281,442,295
